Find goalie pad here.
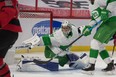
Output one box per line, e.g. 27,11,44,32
22,33,40,48
17,56,59,72
68,53,89,69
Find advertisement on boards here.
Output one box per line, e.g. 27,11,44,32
32,20,61,36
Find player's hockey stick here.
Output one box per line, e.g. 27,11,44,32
110,44,116,66
112,44,115,58
32,20,102,65
111,44,116,66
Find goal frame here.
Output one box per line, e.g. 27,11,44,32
19,10,53,34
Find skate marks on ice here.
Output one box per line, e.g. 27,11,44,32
10,64,116,77
11,52,116,77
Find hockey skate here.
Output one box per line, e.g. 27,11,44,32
102,60,115,75
81,63,95,75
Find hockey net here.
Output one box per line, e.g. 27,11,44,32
19,10,53,34
4,10,53,65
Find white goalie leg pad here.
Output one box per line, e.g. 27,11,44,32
79,53,89,65
69,59,87,69
17,56,59,72
69,53,89,69
22,33,41,48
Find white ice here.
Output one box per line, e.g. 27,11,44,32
9,52,116,77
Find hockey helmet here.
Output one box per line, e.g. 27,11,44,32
61,20,72,35
61,20,71,28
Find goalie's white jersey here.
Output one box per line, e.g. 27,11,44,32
52,25,80,46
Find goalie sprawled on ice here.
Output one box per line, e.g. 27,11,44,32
18,20,89,71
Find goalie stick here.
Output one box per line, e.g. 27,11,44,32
31,20,102,65
15,45,31,49
17,55,58,65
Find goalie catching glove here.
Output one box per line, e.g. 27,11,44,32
22,33,41,49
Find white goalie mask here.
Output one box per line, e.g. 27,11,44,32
61,20,72,35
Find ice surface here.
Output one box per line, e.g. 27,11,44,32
10,52,116,77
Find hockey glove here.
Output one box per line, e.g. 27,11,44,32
101,9,110,22
82,25,92,36
59,45,69,51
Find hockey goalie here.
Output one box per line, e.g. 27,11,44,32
18,20,89,71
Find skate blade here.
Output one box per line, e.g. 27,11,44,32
81,70,94,75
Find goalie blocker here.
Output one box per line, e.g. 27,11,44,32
17,53,89,72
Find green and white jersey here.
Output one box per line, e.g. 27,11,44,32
39,25,80,46
93,0,116,17
53,25,79,46
88,0,116,26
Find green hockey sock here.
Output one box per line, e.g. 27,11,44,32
90,48,99,58
99,50,110,59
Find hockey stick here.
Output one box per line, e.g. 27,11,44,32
111,45,116,66
32,20,102,65
16,55,51,66
66,20,102,48
16,55,58,65
112,44,115,58
15,45,31,49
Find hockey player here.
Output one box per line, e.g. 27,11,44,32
22,20,89,70
0,0,22,77
79,0,116,74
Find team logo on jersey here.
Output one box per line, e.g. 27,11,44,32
32,20,61,36
92,10,99,19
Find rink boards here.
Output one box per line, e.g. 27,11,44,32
15,46,115,54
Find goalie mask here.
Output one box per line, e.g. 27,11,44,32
61,20,72,35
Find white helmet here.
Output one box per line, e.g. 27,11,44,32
61,20,71,27
61,20,72,36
